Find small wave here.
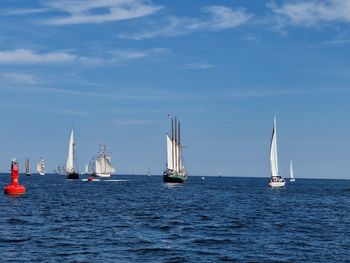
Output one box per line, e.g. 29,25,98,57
193,238,232,245
6,218,29,225
127,247,172,254
0,237,31,243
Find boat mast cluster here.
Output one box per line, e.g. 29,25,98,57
171,116,182,172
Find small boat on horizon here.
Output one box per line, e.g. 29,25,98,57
163,116,187,183
37,157,45,176
25,158,31,176
66,128,79,179
290,160,295,182
268,117,285,188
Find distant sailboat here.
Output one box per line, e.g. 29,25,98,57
147,167,151,177
37,157,45,175
84,164,89,175
25,158,31,176
290,160,295,182
163,116,187,183
66,128,79,179
92,145,116,178
268,117,285,188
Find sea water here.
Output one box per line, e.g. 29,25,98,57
0,174,349,262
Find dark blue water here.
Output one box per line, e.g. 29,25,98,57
0,174,349,262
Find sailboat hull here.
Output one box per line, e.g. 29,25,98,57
67,172,79,179
94,173,111,178
26,173,31,176
269,178,285,188
290,178,295,182
38,172,45,176
163,170,187,183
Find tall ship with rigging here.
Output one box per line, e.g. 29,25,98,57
37,157,45,175
163,116,187,183
91,145,116,178
66,128,79,179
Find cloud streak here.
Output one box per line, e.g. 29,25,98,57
269,0,350,26
0,72,38,85
0,49,75,64
42,0,162,26
119,5,252,40
0,48,165,65
227,87,350,99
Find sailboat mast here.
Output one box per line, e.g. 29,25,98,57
104,145,107,175
174,117,178,172
178,121,181,171
171,117,175,171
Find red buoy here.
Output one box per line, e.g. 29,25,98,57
4,159,25,195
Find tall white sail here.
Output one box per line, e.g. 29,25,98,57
84,164,89,174
166,135,174,170
105,156,115,174
290,161,294,179
66,129,75,173
95,158,102,175
270,117,279,177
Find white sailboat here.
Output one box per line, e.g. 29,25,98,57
92,145,116,178
84,164,89,175
290,160,295,182
37,157,45,175
268,117,285,187
66,128,79,179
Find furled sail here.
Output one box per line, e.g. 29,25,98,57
66,129,75,173
269,117,278,177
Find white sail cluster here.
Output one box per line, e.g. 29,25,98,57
166,135,182,172
37,157,45,175
165,117,186,175
95,155,116,177
92,145,116,177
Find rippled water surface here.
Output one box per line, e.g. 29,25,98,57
0,174,349,262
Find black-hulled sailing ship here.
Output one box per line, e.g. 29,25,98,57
163,116,187,183
66,128,79,179
25,158,31,176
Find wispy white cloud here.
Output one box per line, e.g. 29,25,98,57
0,48,166,65
1,8,50,16
178,63,215,70
321,39,350,45
269,0,350,26
0,72,38,85
38,0,162,25
0,49,75,64
119,5,252,40
10,85,174,102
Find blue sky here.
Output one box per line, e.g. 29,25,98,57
0,0,350,178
